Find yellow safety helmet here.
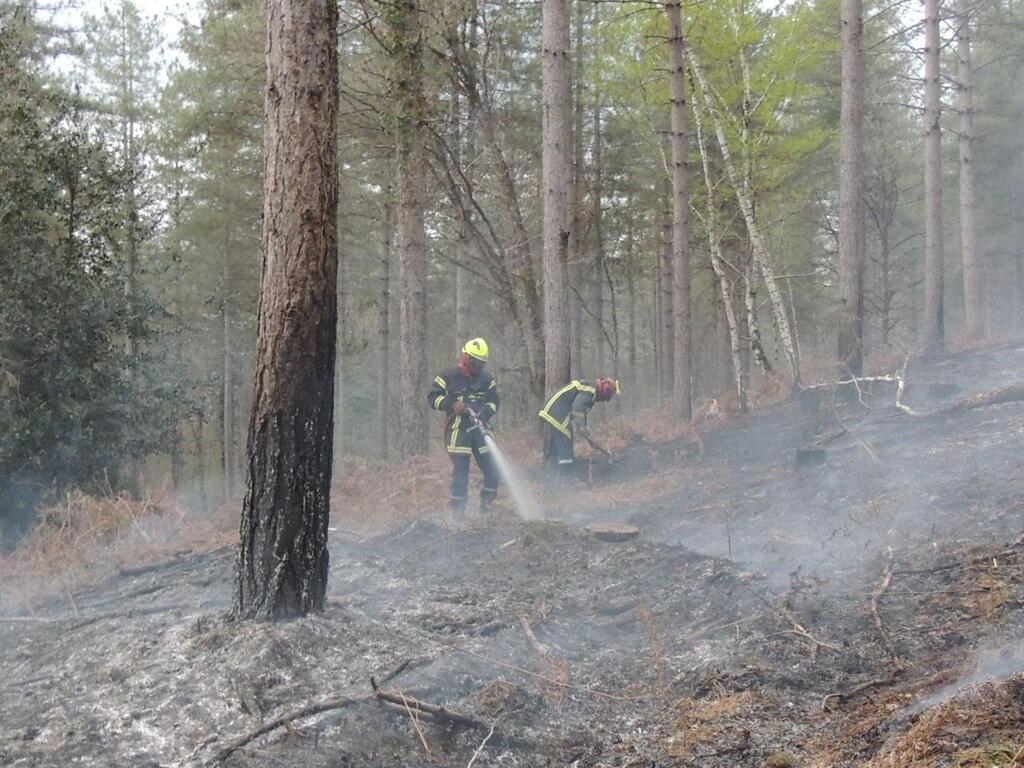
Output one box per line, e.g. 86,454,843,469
462,337,490,362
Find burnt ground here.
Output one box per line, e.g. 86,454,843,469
2,343,1024,767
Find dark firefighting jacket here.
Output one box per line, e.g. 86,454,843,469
427,368,499,454
538,380,597,438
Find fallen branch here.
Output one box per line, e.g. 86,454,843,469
868,565,905,669
801,374,900,391
776,604,841,660
213,694,364,762
378,658,413,687
940,383,1024,415
894,354,922,416
466,711,504,768
820,677,892,711
830,400,880,465
396,689,431,755
520,616,551,657
370,678,487,730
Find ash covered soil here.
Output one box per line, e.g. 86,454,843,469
3,345,1024,767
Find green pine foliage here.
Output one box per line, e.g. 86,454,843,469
0,4,179,541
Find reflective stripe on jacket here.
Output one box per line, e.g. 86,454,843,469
538,380,596,438
427,367,499,454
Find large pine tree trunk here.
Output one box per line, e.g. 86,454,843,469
956,0,982,340
660,205,675,396
569,0,585,377
542,0,572,390
222,251,234,502
233,0,339,621
666,0,691,419
390,0,429,456
592,104,606,375
379,193,393,461
922,0,945,352
837,0,865,376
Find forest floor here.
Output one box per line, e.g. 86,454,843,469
2,342,1024,767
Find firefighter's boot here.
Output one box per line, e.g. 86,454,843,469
479,486,498,515
450,495,468,521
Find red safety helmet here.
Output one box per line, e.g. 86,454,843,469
596,377,620,401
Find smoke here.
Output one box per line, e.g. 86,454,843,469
911,636,1024,712
483,434,542,520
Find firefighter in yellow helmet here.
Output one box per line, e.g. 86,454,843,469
427,338,500,517
538,377,620,473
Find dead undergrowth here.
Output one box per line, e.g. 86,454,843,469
864,676,1024,768
0,490,235,611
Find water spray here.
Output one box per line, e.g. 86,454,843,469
466,410,542,520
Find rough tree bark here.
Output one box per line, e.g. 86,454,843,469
222,243,235,502
838,0,865,377
542,0,572,389
956,0,982,340
233,0,339,620
922,0,945,352
389,0,429,455
569,0,586,377
379,192,393,461
666,0,691,418
660,200,675,395
592,104,606,375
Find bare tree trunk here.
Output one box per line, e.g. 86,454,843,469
542,0,572,390
666,0,690,418
453,89,472,348
222,253,234,502
379,193,393,461
660,203,675,395
334,171,347,465
626,228,637,372
652,226,663,389
744,266,773,376
390,0,429,456
192,416,207,511
838,0,865,376
713,288,730,391
689,50,800,384
693,95,746,409
592,104,606,374
234,0,338,620
922,0,945,352
569,0,585,377
956,0,982,340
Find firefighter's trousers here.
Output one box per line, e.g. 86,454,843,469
449,444,499,513
543,426,575,470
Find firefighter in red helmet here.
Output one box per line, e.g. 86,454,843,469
538,376,620,472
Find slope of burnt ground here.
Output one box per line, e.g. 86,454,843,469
1,343,1023,767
